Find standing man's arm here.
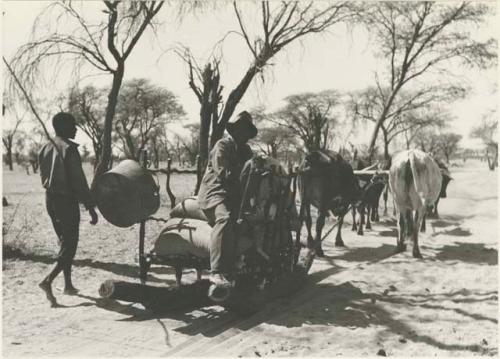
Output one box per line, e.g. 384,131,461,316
65,147,98,224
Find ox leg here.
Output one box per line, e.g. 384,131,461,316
412,210,423,259
357,206,365,236
395,211,407,253
351,206,357,232
371,203,377,222
383,186,389,215
335,215,345,247
420,212,426,233
295,203,306,249
434,197,441,218
314,210,327,257
304,204,314,250
366,206,372,230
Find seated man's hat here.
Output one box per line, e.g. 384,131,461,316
226,111,258,139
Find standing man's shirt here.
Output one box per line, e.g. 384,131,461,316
198,136,253,210
38,136,95,209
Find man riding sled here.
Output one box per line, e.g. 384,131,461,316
198,111,258,290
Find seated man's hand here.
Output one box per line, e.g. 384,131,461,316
89,207,98,225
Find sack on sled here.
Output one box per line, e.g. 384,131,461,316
151,218,212,259
169,196,208,222
151,217,254,260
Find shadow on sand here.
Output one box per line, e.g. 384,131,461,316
4,252,175,284
433,242,497,265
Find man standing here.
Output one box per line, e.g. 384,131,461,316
38,112,98,307
198,111,257,289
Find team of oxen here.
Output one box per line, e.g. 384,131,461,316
295,149,452,258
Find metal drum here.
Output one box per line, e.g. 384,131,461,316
94,159,160,227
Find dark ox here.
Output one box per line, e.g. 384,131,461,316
352,156,392,221
389,149,442,258
296,150,361,256
351,173,387,235
420,159,452,232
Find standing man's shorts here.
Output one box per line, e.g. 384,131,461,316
45,192,80,266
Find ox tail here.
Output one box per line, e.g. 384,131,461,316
408,151,432,209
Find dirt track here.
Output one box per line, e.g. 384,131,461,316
2,159,498,357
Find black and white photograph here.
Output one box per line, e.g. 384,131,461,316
2,0,498,356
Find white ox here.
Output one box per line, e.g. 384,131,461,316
389,149,442,258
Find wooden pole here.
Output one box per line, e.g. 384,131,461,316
139,150,148,284
194,154,202,196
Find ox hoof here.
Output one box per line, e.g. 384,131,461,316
412,251,423,259
357,230,364,236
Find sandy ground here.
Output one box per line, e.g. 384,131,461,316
2,159,498,357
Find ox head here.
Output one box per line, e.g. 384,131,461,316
440,169,452,198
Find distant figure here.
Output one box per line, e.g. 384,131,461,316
38,112,98,307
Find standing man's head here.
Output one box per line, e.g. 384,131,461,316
53,112,77,139
226,111,258,145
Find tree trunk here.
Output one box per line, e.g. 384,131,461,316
30,160,38,173
211,65,260,145
94,63,125,182
6,147,13,171
367,82,404,162
152,139,160,169
382,128,390,162
92,142,102,172
99,279,212,312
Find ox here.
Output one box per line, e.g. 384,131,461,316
296,150,361,256
389,149,442,258
351,172,387,235
420,159,452,231
351,156,391,222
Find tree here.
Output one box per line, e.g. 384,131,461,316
180,1,355,190
436,132,462,163
2,99,24,171
8,1,164,179
351,85,461,160
271,91,340,152
114,79,186,161
67,85,106,170
413,130,441,156
471,114,498,170
148,126,170,169
179,123,200,167
358,2,496,160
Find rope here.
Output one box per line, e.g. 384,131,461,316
320,204,352,242
147,216,169,223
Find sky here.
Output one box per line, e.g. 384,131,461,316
2,1,498,150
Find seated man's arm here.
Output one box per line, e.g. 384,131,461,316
212,141,233,184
